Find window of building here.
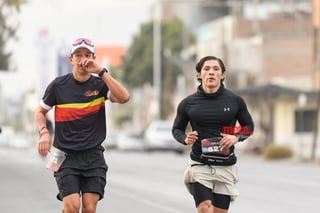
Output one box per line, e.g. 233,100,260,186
295,109,317,132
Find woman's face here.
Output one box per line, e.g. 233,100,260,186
197,59,226,93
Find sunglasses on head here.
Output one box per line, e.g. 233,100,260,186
72,38,94,47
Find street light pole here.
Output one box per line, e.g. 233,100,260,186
153,0,162,120
311,0,320,161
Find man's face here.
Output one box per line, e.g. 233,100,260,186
197,59,225,91
69,48,94,72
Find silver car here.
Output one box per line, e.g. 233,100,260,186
143,120,184,154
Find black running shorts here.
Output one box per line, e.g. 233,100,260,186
191,182,231,210
54,147,108,201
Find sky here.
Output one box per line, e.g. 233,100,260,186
1,0,156,98
16,0,156,46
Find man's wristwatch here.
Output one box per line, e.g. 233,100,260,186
98,68,108,77
235,134,245,142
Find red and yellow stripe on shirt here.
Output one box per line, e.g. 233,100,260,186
55,97,105,122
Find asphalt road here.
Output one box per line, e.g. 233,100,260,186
0,147,319,213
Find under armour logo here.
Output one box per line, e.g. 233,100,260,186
224,107,231,111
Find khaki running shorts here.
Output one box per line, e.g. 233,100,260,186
184,158,239,201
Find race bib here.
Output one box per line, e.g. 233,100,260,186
201,137,230,156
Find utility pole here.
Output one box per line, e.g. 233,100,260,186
311,0,320,161
153,1,162,120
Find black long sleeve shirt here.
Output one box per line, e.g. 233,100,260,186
172,84,254,164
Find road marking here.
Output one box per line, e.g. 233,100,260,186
110,187,188,213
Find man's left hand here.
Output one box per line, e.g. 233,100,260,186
219,133,238,149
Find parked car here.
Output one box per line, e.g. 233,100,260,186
0,125,13,147
10,133,33,149
143,120,184,154
103,132,118,150
115,132,144,151
103,131,144,151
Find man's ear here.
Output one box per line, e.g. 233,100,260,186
196,72,201,80
222,71,227,80
68,55,73,63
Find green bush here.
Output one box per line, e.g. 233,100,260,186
263,144,293,159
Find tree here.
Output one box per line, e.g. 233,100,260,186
122,17,194,119
122,21,154,87
0,0,27,71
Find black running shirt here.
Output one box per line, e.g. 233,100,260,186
40,73,109,151
172,84,254,162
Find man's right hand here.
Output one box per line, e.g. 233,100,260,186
184,131,198,145
38,133,51,156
